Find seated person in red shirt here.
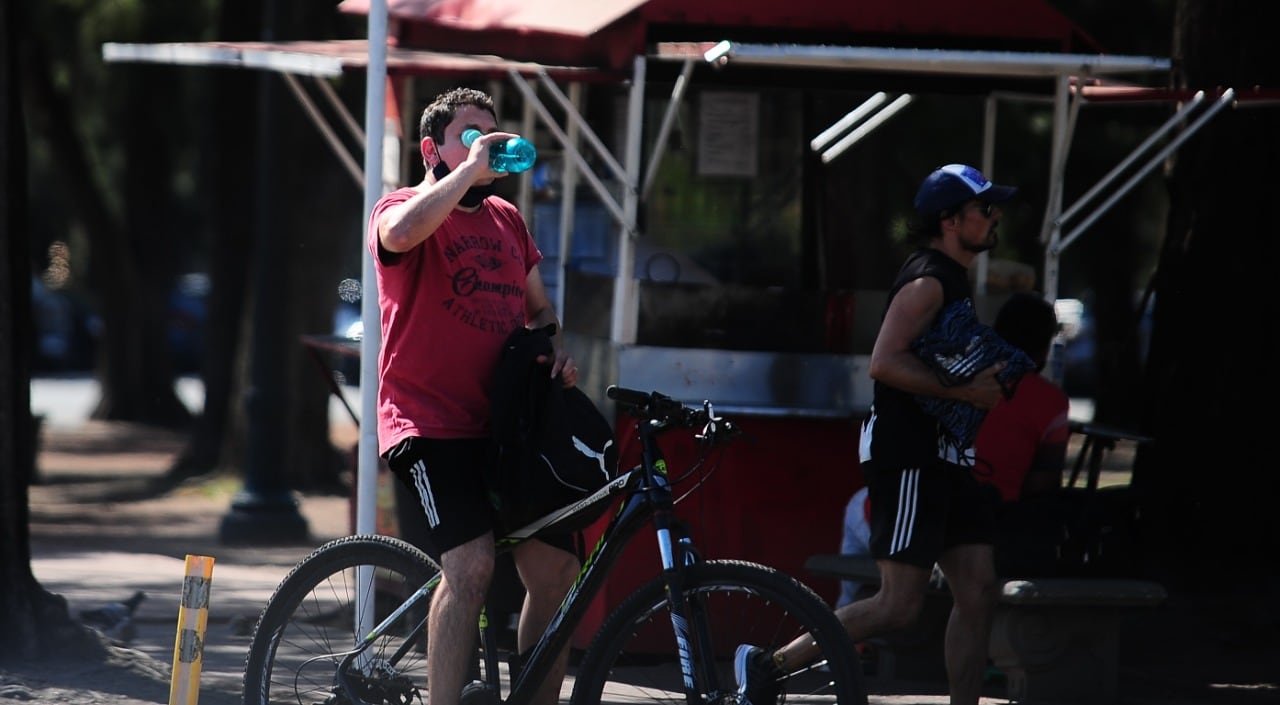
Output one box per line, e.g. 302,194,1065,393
976,293,1071,576
837,291,1068,599
972,292,1070,504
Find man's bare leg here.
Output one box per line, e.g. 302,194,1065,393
428,534,496,705
513,540,580,705
937,544,998,705
773,560,932,669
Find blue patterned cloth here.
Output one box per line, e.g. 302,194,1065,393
911,299,1035,447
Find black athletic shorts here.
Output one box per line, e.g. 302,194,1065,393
862,458,1000,569
383,436,575,561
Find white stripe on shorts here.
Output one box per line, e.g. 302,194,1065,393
410,459,440,528
890,468,920,555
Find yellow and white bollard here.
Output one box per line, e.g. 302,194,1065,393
170,554,214,705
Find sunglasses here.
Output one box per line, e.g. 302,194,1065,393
941,201,997,220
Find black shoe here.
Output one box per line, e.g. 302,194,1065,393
734,644,785,705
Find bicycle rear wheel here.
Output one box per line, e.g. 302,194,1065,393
571,559,865,705
242,534,439,705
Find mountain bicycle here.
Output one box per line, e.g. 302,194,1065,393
242,385,865,705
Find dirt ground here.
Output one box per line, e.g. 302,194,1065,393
3,419,1278,705
0,646,180,705
2,421,206,705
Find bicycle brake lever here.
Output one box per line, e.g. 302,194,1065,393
695,404,738,447
710,418,741,446
695,420,716,446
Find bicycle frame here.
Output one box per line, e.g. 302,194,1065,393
335,409,714,705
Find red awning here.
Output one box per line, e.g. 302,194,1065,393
338,0,1101,71
338,0,649,37
339,0,649,69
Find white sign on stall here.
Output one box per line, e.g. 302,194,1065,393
697,91,759,177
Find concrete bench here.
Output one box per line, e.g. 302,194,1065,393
804,554,1167,703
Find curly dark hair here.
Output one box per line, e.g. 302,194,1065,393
418,87,496,145
994,292,1059,365
906,211,944,242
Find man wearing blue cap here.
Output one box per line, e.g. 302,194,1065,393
735,165,1021,705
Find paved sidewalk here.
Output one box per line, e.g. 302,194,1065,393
22,397,1277,705
22,419,987,705
28,418,351,703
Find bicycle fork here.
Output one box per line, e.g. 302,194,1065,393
656,515,724,705
336,575,436,704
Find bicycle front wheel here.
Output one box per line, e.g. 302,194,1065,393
571,559,865,705
242,534,439,705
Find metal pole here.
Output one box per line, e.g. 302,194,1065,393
356,1,389,538
508,71,629,230
1055,89,1234,255
220,0,309,544
555,83,583,321
352,0,390,649
642,59,694,200
1039,74,1076,303
1054,91,1206,229
610,55,645,344
811,92,887,152
975,94,998,297
819,94,912,163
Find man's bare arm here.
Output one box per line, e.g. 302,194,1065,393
868,277,1006,410
377,132,512,253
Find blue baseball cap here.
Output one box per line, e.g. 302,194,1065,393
914,164,1018,217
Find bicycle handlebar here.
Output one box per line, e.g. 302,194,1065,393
606,385,740,446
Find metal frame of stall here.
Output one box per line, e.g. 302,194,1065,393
102,36,1191,331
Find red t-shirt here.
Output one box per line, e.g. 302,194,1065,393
972,372,1070,502
368,189,542,453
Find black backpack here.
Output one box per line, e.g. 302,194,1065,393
489,325,618,531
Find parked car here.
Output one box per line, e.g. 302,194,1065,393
168,272,210,374
32,276,99,372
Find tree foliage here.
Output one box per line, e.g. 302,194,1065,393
21,0,362,489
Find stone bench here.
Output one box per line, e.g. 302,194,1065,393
804,554,1167,703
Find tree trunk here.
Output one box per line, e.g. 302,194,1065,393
249,1,358,493
90,8,204,426
164,0,356,491
0,0,104,661
275,81,359,493
174,0,355,492
1138,0,1280,589
168,0,261,481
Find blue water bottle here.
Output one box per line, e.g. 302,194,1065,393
461,129,537,174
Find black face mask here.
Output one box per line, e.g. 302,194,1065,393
432,159,495,208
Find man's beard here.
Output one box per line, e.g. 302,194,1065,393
432,160,496,207
962,230,998,254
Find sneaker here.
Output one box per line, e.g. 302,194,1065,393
734,644,785,705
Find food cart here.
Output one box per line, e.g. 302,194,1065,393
106,0,1229,637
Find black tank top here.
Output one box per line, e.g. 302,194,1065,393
860,248,973,468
